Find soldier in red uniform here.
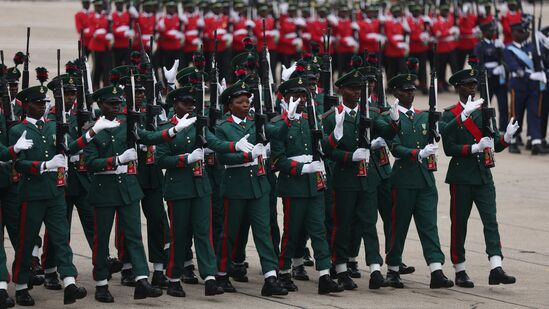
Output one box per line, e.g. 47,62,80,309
407,4,431,94
358,4,384,56
456,3,480,71
204,3,232,81
88,0,114,89
254,4,279,82
278,4,304,69
157,0,184,71
180,0,203,68
500,0,522,45
431,4,459,92
307,5,332,56
75,0,94,57
112,0,133,67
383,5,408,82
232,2,255,56
334,7,358,75
133,1,156,56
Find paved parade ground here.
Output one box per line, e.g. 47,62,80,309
1,1,549,308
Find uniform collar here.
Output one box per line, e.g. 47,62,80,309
232,114,246,124
397,104,416,114
343,104,358,115
26,116,46,127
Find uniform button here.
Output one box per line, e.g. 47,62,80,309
115,153,119,155
118,180,122,183
417,146,420,149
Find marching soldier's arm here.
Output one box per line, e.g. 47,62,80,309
492,118,509,153
270,134,304,176
66,131,93,155
136,127,174,145
205,130,239,154
373,113,400,140
215,126,254,165
389,134,421,161
9,128,42,175
321,115,354,164
84,138,117,173
155,138,187,169
0,142,18,162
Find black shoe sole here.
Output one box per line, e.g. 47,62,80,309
182,278,199,285
488,279,516,285
95,297,114,303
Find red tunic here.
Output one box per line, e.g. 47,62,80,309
133,13,155,51
75,9,93,48
384,17,407,57
112,10,131,49
408,16,430,54
157,13,182,51
431,15,456,53
501,10,522,45
359,18,381,53
88,13,111,52
457,13,478,51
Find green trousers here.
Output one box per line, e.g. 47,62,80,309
218,195,278,274
141,187,170,264
12,194,77,284
0,209,9,282
449,183,502,264
386,186,445,266
332,189,383,267
207,165,224,252
278,196,331,271
92,202,148,281
166,197,217,279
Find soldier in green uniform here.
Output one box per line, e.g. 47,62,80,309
440,68,518,287
156,85,253,297
383,70,454,289
322,66,400,290
85,85,194,302
10,85,89,306
270,77,344,294
215,80,288,297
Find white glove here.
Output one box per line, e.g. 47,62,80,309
390,100,400,121
223,33,233,45
13,130,33,153
333,107,345,141
235,134,254,153
174,113,197,133
370,137,387,150
44,154,68,170
472,137,494,153
251,143,266,160
92,116,120,134
418,143,438,160
420,32,430,43
422,16,433,24
281,63,297,82
116,25,129,33
352,148,369,162
351,22,359,30
344,36,359,48
157,19,166,31
105,33,114,42
128,6,139,18
292,38,303,49
287,97,300,120
124,29,135,38
473,26,481,37
163,59,179,84
327,14,339,26
494,39,505,49
167,29,184,40
265,142,271,156
117,148,137,165
529,71,547,83
197,18,205,28
94,28,107,36
537,31,549,49
462,95,484,118
504,118,520,143
397,42,409,50
204,147,214,155
268,29,280,38
450,26,460,36
492,65,505,76
192,38,202,46
294,17,306,27
463,2,471,14
245,19,255,28
187,148,204,164
301,161,324,174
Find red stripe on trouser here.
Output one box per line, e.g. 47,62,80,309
450,184,459,264
330,191,338,263
166,201,176,278
41,230,49,270
92,208,98,280
219,198,230,273
389,187,398,254
114,211,119,250
13,202,28,282
278,197,291,269
209,195,215,253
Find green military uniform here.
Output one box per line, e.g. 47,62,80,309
10,86,83,286
84,86,174,283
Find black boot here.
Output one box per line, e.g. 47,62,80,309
15,289,34,306
455,270,474,288
526,139,532,150
318,274,344,295
303,248,314,267
279,273,298,292
151,271,168,289
347,261,361,278
29,274,44,288
369,270,389,289
0,290,13,308
386,270,404,288
291,264,309,281
63,284,87,305
337,272,357,290
120,269,136,287
229,263,248,282
489,267,516,285
399,263,415,275
216,275,236,293
0,290,6,309
329,265,337,279
205,279,224,296
106,256,123,274
166,281,185,297
134,278,163,300
261,276,288,297
181,265,199,284
44,272,62,290
31,257,43,276
94,285,114,303
508,143,521,154
430,270,454,289
532,143,549,155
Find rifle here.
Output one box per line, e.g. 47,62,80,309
304,70,327,191
124,56,139,174
0,51,17,132
320,27,339,111
78,30,95,120
357,65,371,177
475,46,496,168
209,30,222,130
247,51,267,176
22,27,30,90
55,49,69,186
261,18,276,120
191,50,208,177
427,44,441,171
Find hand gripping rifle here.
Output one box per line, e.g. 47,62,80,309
191,50,208,177
209,30,222,130
427,45,441,171
55,49,69,186
245,50,267,176
320,27,339,111
357,58,371,177
261,18,277,120
124,56,140,175
22,27,30,90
